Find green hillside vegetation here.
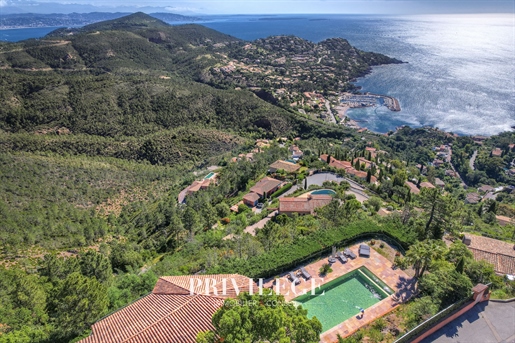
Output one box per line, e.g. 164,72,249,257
1,12,513,343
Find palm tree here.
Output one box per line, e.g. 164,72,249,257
406,240,446,278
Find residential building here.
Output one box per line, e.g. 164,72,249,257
269,160,300,174
491,148,503,157
432,159,444,168
496,215,514,227
289,145,303,160
465,192,481,204
420,181,435,189
249,177,282,198
79,274,256,343
279,194,333,215
445,170,457,177
434,178,445,188
478,185,495,193
405,181,420,195
243,192,261,207
178,178,214,204
353,157,373,169
462,235,515,275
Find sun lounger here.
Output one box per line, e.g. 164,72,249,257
359,244,371,257
337,251,348,263
289,271,300,285
344,248,357,259
300,267,311,280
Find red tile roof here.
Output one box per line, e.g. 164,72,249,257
79,294,224,343
156,274,256,298
243,192,260,203
269,160,300,173
420,181,435,189
466,235,515,275
279,195,332,215
249,177,282,197
405,181,420,194
79,274,255,343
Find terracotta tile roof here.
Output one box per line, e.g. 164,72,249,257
466,235,515,275
496,215,514,226
420,181,435,189
249,177,282,197
243,192,260,203
279,195,332,215
79,274,257,343
269,160,300,173
492,148,502,157
79,293,224,343
405,181,420,194
478,185,494,193
156,274,256,298
353,157,372,169
467,235,515,257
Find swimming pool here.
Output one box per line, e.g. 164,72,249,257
204,172,215,179
310,189,336,195
293,267,393,332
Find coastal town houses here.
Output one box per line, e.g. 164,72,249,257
279,194,333,215
79,274,256,343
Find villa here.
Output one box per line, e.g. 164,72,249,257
491,147,503,157
249,177,282,198
178,173,217,203
79,274,256,343
269,160,301,173
419,181,435,189
279,194,333,215
405,181,420,194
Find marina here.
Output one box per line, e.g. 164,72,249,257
340,92,401,112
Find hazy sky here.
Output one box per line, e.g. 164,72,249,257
1,0,514,14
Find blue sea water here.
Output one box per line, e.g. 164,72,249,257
1,14,514,136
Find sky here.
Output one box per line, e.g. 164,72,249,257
0,0,513,15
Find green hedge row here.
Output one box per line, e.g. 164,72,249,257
212,219,416,278
270,183,293,199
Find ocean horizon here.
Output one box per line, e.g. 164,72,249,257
1,13,514,136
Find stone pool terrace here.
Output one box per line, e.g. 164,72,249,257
263,244,416,342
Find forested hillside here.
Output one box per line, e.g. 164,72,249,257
5,12,510,343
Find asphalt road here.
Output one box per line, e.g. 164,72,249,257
421,301,515,343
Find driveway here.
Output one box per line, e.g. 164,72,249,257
421,300,515,343
244,210,278,236
306,172,370,202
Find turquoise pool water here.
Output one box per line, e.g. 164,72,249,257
293,267,392,332
310,189,336,195
204,172,215,179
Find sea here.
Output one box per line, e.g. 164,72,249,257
1,14,514,136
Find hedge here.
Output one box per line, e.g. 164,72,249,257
211,219,416,278
270,183,293,199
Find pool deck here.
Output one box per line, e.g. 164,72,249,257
264,244,416,342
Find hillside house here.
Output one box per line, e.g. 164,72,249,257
269,160,300,174
249,177,282,198
279,194,333,215
462,235,515,275
79,274,256,343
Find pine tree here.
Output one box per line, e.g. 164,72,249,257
456,257,464,273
